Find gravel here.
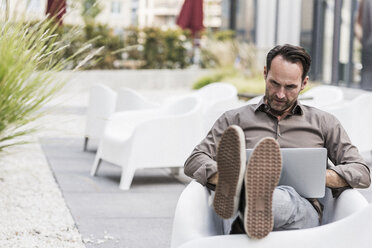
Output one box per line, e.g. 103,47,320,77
0,143,85,248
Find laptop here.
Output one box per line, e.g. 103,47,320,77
246,148,327,198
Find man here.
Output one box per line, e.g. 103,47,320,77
184,44,371,239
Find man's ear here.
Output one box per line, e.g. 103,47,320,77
301,76,309,91
264,66,267,79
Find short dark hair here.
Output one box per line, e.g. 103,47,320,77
266,44,311,81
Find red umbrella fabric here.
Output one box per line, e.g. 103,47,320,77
46,0,66,25
176,0,204,35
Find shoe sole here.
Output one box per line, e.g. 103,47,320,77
213,125,246,219
244,137,282,239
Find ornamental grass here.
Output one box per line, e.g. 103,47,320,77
0,17,95,151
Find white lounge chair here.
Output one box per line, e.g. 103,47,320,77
195,83,239,133
246,95,264,104
90,95,204,190
115,87,160,111
324,92,372,160
300,85,344,109
171,181,371,248
244,85,344,109
84,84,117,151
84,85,159,151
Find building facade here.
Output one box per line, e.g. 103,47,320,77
137,0,222,29
1,0,223,30
221,0,364,88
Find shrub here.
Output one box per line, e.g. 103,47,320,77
163,29,190,69
53,25,192,70
213,30,235,41
84,24,124,69
142,27,167,69
124,27,191,69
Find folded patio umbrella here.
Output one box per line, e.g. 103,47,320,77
176,0,204,36
46,0,66,25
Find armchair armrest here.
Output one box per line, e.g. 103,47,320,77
171,183,372,248
177,204,372,248
171,181,224,248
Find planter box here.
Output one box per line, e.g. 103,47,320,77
61,69,213,91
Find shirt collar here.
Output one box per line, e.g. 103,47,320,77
253,96,304,116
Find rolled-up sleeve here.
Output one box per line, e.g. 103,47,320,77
184,113,231,185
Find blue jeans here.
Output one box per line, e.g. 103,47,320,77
223,185,320,234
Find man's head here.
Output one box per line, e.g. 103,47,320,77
264,44,311,116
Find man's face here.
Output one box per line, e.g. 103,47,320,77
264,55,308,115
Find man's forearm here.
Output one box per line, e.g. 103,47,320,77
330,163,371,189
326,169,349,188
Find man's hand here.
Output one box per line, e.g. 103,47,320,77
208,172,219,185
326,169,349,188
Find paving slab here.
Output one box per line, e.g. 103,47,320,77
78,218,173,248
40,137,189,248
65,192,179,219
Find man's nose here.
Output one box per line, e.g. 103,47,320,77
276,88,285,99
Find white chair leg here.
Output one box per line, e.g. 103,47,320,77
91,157,102,176
83,137,89,152
119,165,136,190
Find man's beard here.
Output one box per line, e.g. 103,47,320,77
265,91,297,116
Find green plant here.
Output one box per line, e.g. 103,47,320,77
163,29,190,69
192,67,265,94
83,23,124,69
124,27,191,69
0,18,93,151
123,26,143,61
141,27,167,69
213,30,235,41
42,23,193,70
192,67,237,89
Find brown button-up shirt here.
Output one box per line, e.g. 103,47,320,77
184,98,371,195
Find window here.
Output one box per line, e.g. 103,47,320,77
111,1,122,14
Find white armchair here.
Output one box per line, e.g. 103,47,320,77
299,85,344,109
84,84,117,151
246,95,264,104
84,85,159,151
243,85,344,109
195,83,239,133
90,95,204,190
324,92,372,160
115,87,160,111
171,181,371,248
